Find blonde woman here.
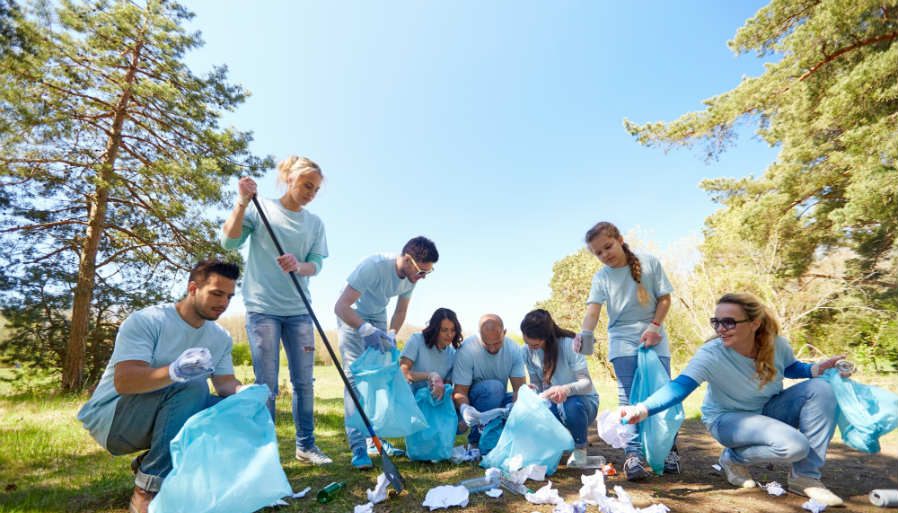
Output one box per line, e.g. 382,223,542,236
221,156,330,465
620,293,851,507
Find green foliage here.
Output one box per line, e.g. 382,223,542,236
0,0,272,390
230,342,252,367
623,0,898,370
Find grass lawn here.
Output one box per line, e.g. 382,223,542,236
0,362,894,513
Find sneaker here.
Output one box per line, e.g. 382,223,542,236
663,449,681,474
366,439,405,457
296,445,333,465
566,448,588,468
128,486,155,513
718,449,755,488
624,455,650,481
351,450,373,470
788,474,844,507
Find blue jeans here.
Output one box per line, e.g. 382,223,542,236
467,379,513,445
709,378,837,479
549,394,599,448
246,312,317,450
612,354,674,457
338,317,386,456
106,380,219,492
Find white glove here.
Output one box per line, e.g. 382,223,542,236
169,347,213,383
460,404,482,427
619,404,649,425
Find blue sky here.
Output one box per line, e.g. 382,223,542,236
184,1,778,334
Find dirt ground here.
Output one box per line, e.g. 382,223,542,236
443,419,898,513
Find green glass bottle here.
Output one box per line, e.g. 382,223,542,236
316,481,346,504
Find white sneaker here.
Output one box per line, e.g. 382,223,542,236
788,474,844,507
295,445,333,465
718,450,755,488
566,448,588,467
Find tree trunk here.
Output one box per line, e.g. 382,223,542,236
61,37,144,392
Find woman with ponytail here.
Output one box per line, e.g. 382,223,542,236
221,156,331,465
620,293,851,507
521,309,599,467
576,221,677,480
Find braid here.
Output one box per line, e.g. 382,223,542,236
621,242,649,305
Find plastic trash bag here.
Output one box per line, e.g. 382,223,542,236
478,416,504,456
821,369,898,453
480,386,574,475
347,347,428,438
149,385,291,513
406,384,457,461
630,346,684,474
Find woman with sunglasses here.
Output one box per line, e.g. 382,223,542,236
220,156,331,465
619,292,851,507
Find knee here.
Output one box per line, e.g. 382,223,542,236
170,381,211,410
778,433,810,462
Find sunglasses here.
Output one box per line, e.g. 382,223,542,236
710,317,751,331
407,254,434,278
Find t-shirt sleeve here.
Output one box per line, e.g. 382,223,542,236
776,336,797,369
213,333,235,376
586,271,607,305
509,342,526,379
524,349,541,388
311,217,329,259
109,311,158,365
651,255,674,297
399,284,415,300
347,258,376,293
680,343,714,385
451,346,474,387
400,334,421,362
565,338,588,373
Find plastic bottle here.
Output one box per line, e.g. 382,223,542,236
316,481,346,503
836,360,856,375
459,474,499,493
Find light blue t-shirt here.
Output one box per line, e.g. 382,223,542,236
345,253,415,324
220,197,328,316
681,335,798,428
452,335,525,388
77,304,234,449
586,252,673,360
524,337,597,396
399,332,457,393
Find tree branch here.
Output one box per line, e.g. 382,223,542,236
799,30,898,81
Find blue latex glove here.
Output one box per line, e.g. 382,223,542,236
359,322,393,352
169,347,214,383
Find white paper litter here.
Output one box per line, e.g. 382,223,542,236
422,485,470,511
579,470,607,504
484,467,501,482
553,500,587,513
525,481,564,505
711,464,722,472
802,498,827,513
485,488,503,498
354,502,374,513
366,473,390,504
760,481,785,496
596,410,637,449
508,463,548,484
268,499,288,507
507,454,524,471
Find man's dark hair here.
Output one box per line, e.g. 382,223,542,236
402,236,438,264
189,259,240,285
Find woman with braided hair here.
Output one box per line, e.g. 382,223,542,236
574,221,679,480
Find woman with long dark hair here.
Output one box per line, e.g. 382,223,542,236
399,307,463,401
521,309,599,467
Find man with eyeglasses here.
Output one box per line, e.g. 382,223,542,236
334,235,439,469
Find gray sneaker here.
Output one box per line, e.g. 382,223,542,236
718,450,755,488
624,455,650,481
296,445,333,465
788,474,844,507
663,449,681,474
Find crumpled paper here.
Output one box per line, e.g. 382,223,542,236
485,488,503,498
760,481,785,496
802,499,827,513
597,410,637,449
450,445,480,463
554,500,587,513
423,485,470,510
366,473,390,504
579,470,607,504
268,486,312,507
525,481,564,505
354,502,374,513
506,459,547,484
292,486,311,498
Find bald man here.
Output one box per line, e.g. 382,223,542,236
451,314,526,448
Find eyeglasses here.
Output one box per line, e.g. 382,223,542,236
407,254,434,278
710,317,751,331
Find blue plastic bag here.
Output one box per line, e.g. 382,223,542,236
822,369,898,453
405,384,457,461
480,386,574,475
149,385,291,513
630,346,684,475
478,416,504,456
347,347,428,438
